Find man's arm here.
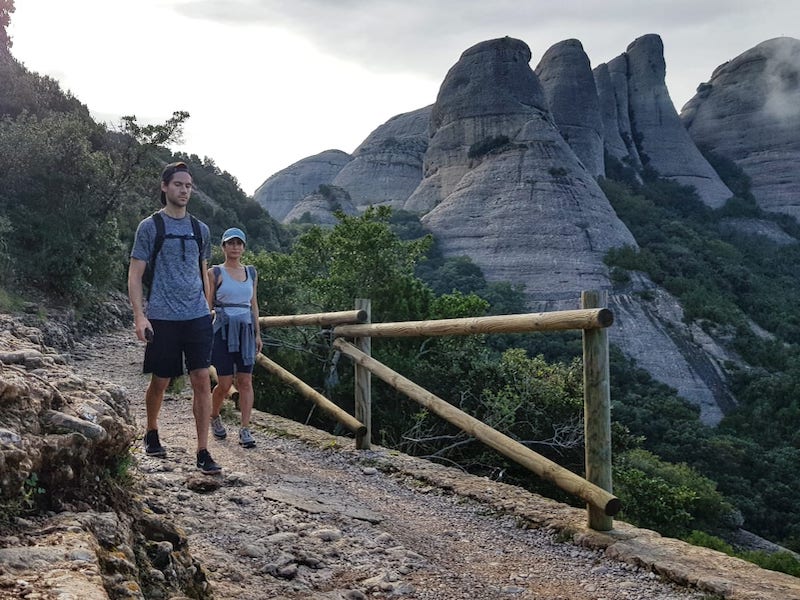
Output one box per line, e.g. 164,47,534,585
201,260,212,312
128,258,150,341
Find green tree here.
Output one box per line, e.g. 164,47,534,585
0,0,14,52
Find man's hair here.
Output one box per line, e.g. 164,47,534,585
160,161,192,206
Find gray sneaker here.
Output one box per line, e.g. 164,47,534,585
238,427,256,448
211,415,227,439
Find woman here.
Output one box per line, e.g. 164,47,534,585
207,227,262,448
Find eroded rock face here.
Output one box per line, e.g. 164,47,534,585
253,150,352,221
283,184,358,226
593,62,631,165
624,34,732,207
405,37,551,214
536,39,605,177
0,313,210,599
606,54,644,170
416,37,637,299
681,37,800,219
332,106,431,210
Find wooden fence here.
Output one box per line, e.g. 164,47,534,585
256,290,618,530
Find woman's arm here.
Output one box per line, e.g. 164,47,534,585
251,270,262,354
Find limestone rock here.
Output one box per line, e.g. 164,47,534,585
416,37,637,299
253,150,352,221
624,34,732,207
681,37,800,219
535,39,605,177
332,106,431,210
606,54,644,170
593,63,633,166
283,185,358,226
404,37,551,214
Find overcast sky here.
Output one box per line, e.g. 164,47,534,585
8,0,799,195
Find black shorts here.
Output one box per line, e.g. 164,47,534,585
211,328,254,377
143,315,213,378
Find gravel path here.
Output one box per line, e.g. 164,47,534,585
71,329,708,600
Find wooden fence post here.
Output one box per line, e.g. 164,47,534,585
354,298,372,449
582,290,614,531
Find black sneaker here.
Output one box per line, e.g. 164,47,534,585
144,429,166,457
196,448,222,475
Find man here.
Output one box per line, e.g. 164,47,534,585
128,161,221,475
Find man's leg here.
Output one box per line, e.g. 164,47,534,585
189,368,212,452
145,375,170,431
144,375,171,456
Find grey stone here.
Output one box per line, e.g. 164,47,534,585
624,34,732,207
536,39,605,177
681,37,800,219
414,37,637,301
593,63,634,168
254,150,352,221
606,54,643,170
283,185,358,226
332,106,431,210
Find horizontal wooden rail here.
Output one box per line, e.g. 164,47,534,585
260,310,367,329
254,353,367,438
333,338,621,516
333,308,613,339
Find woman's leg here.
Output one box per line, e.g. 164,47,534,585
211,374,234,418
235,372,254,428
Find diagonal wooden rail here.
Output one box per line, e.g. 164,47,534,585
333,337,621,517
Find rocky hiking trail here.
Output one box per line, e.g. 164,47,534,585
4,320,798,600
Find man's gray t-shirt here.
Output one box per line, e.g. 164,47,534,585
131,211,212,321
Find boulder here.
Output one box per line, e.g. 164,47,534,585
681,37,800,219
332,106,431,210
624,34,732,207
253,150,352,221
535,39,605,177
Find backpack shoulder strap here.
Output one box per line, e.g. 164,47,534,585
188,214,206,295
150,212,166,264
212,265,222,290
247,265,257,282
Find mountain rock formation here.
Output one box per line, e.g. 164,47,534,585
680,37,800,219
249,34,799,424
535,39,605,177
616,34,732,207
414,37,636,298
254,150,352,222
332,106,431,210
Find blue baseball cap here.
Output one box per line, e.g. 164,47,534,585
221,227,246,244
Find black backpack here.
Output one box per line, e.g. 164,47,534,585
142,212,205,300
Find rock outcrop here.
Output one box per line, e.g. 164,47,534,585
622,34,733,207
253,150,352,221
332,106,431,210
605,54,644,170
283,184,359,226
593,62,631,166
535,39,605,177
681,37,800,219
415,37,637,298
0,313,211,599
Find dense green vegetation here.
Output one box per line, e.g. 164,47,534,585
602,158,800,551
